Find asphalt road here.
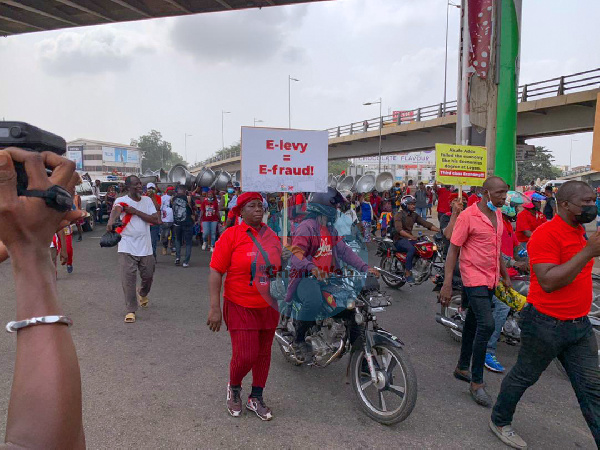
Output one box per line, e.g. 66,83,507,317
0,228,596,449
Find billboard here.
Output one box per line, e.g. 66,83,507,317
392,110,415,123
67,146,83,171
353,151,435,166
103,147,139,164
241,127,328,193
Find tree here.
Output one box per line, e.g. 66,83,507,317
131,130,186,172
328,159,350,175
517,146,562,186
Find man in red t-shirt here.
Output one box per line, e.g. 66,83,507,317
200,190,220,251
516,192,547,243
434,182,452,223
490,181,600,449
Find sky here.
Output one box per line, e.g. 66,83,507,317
0,0,598,168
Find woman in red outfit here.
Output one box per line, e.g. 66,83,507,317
207,192,283,421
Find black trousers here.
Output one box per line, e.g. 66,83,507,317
492,304,600,446
457,286,495,384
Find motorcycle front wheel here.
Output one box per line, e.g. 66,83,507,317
379,256,406,288
350,344,417,425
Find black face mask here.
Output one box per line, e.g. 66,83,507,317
574,204,598,224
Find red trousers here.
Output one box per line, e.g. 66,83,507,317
54,233,73,265
229,328,276,388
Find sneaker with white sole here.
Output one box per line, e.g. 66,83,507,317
226,385,242,417
210,246,214,252
202,242,207,250
489,419,527,449
182,263,189,268
246,396,273,421
485,353,505,373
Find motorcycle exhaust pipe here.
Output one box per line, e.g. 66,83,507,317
435,313,463,332
373,266,405,282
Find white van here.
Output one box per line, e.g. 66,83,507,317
543,180,566,191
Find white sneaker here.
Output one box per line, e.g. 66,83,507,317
182,263,189,268
210,246,214,252
202,242,207,250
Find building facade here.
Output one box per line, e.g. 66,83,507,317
66,139,142,180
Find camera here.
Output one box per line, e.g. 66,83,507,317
0,121,66,195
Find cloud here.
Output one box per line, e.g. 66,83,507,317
169,6,308,65
35,27,156,76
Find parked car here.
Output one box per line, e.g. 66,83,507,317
76,181,98,231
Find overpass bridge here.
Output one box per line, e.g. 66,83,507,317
194,67,600,174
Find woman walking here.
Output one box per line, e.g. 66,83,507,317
207,192,283,421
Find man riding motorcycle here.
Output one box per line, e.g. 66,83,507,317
285,187,378,359
393,195,440,283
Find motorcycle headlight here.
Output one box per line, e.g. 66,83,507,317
346,300,356,310
432,245,437,251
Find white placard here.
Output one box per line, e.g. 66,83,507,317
241,127,328,193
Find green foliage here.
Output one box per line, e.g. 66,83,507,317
517,146,562,186
328,159,350,175
132,130,186,172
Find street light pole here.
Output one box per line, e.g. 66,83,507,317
443,2,460,116
570,138,579,171
221,110,231,151
363,98,383,174
184,133,192,163
254,118,264,127
288,75,299,129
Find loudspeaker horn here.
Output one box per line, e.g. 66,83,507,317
356,174,376,194
375,171,394,192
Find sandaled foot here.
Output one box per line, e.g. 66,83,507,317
453,367,472,383
137,290,149,308
124,313,136,323
489,419,527,449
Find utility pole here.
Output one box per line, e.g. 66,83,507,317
288,75,299,128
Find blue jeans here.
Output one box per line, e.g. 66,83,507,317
492,305,600,446
487,296,511,355
394,239,416,271
458,286,495,384
202,221,217,246
150,225,160,257
416,207,427,220
174,223,193,264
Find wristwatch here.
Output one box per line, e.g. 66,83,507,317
6,315,73,333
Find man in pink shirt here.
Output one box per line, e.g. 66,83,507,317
440,176,511,407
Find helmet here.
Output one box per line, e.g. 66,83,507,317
506,190,526,207
306,187,346,220
522,191,545,209
400,195,416,211
501,205,516,218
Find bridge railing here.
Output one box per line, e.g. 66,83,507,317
327,67,600,140
192,148,241,169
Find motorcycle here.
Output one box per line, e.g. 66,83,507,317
273,271,418,425
376,234,445,288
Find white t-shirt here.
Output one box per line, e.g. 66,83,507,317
117,195,157,257
161,194,174,223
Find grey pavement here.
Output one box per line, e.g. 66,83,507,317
0,228,596,449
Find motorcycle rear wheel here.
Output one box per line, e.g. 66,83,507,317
441,294,464,342
379,256,406,289
350,344,417,425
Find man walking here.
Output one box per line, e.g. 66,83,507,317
160,186,175,255
172,184,195,267
490,181,600,449
107,175,161,323
440,176,511,407
414,182,428,221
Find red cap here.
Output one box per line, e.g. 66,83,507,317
231,192,263,217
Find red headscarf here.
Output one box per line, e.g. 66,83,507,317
231,192,263,217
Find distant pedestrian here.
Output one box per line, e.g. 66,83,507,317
201,189,220,252
414,182,428,220
172,184,196,267
359,194,373,243
107,175,161,323
490,181,600,449
146,182,162,258
543,185,557,220
160,186,175,255
426,186,434,217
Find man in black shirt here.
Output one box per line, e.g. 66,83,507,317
543,186,557,220
393,195,439,283
172,185,196,267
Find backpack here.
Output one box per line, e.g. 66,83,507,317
172,196,189,223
